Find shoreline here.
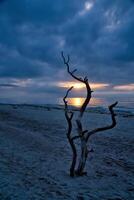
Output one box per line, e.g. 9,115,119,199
0,103,133,118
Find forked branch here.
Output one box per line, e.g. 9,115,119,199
86,101,118,141
61,51,92,119
61,51,84,83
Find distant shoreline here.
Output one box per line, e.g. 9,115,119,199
0,103,133,118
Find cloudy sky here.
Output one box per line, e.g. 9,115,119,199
0,0,134,105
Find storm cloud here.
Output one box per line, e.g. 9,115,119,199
0,0,134,103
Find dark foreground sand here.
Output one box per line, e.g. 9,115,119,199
0,104,134,200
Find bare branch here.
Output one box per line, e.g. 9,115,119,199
71,69,77,74
71,135,81,141
63,86,73,105
82,130,88,134
86,101,118,141
79,80,92,119
63,86,78,177
61,51,92,119
61,51,85,83
63,86,74,136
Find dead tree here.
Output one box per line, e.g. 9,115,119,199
62,52,118,177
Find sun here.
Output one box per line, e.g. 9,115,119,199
74,98,82,106
68,98,85,107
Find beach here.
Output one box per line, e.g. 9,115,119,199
0,104,133,200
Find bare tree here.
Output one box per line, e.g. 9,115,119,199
62,52,118,177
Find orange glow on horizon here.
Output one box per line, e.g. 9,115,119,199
114,84,134,91
69,98,84,107
58,81,109,90
58,82,85,89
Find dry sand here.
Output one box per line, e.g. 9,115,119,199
0,104,133,200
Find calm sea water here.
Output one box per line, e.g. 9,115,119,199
58,93,134,109
0,93,133,110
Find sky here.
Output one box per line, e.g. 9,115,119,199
0,0,134,105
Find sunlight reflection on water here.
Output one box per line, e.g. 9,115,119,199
58,94,134,108
59,97,103,107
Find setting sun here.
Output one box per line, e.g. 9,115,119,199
67,97,85,107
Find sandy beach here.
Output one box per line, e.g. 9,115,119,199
0,104,133,200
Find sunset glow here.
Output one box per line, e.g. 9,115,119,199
58,82,109,90
58,82,85,89
114,84,134,91
66,97,103,107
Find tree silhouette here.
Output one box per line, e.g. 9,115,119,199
62,52,118,177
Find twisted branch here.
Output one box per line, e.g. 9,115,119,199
63,86,74,128
63,87,80,177
61,51,84,83
61,51,92,119
86,101,118,141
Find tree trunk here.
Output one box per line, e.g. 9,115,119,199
76,139,88,176
68,137,77,177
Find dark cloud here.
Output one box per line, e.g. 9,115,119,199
0,83,18,88
62,0,134,84
0,0,134,103
0,0,5,3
